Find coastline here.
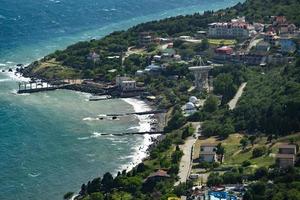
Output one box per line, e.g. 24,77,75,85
1,70,162,176
119,98,161,173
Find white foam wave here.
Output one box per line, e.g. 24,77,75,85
28,172,41,178
116,98,160,173
77,137,90,140
82,117,99,121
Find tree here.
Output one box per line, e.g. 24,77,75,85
213,73,237,104
252,147,266,158
243,190,253,200
216,143,225,163
64,192,74,200
240,138,248,150
202,120,220,137
136,163,146,173
101,172,114,193
203,95,219,113
254,167,268,179
171,150,183,164
249,135,257,146
220,122,235,138
182,125,194,139
87,178,101,194
90,192,104,200
207,173,223,187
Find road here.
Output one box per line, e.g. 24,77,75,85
228,82,247,110
175,123,200,186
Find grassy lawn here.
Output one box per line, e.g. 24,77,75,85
32,59,80,79
208,39,237,46
193,133,300,172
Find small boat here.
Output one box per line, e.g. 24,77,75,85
89,95,111,101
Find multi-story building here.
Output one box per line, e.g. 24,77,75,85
208,22,250,39
276,144,298,168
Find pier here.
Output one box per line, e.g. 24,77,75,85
101,131,165,136
17,79,83,94
105,110,167,117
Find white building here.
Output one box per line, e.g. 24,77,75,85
208,19,250,39
199,152,217,163
116,76,136,91
199,143,218,163
200,143,218,152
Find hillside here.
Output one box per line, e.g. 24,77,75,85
22,0,300,80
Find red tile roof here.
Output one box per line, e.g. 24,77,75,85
148,170,170,178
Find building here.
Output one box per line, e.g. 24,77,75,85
278,144,297,154
214,46,234,60
215,46,234,55
263,31,278,45
198,143,218,163
254,41,271,55
276,143,298,168
139,32,153,46
200,143,218,152
199,152,217,163
276,154,295,168
115,76,136,92
87,51,100,62
274,16,287,26
144,169,170,183
144,63,163,75
280,37,296,53
208,18,250,39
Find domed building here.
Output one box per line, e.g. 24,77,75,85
185,102,196,110
189,96,198,104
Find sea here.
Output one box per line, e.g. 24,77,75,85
0,0,242,199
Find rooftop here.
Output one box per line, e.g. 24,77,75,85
276,154,295,159
147,169,171,178
201,143,218,147
200,152,217,155
278,144,297,149
189,66,213,71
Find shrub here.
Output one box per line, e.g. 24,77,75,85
242,160,251,167
252,147,266,158
63,192,74,200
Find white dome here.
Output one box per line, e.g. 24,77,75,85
185,102,195,110
189,96,198,104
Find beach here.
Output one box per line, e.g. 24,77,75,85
119,98,161,172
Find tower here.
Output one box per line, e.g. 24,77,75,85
189,57,213,92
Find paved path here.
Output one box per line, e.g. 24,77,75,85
175,123,200,186
228,82,247,110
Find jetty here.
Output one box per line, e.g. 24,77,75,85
105,110,167,117
101,131,165,136
17,79,83,94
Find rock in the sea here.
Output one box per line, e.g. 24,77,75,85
8,68,13,72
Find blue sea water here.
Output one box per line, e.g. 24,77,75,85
0,0,243,199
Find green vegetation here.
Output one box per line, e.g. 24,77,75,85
208,39,237,46
20,0,300,199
